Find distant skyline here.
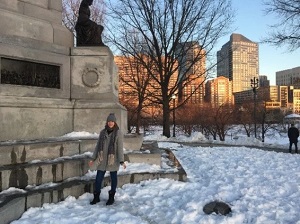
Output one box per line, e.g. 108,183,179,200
216,0,300,85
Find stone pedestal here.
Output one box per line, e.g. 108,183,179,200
0,1,127,141
71,47,128,134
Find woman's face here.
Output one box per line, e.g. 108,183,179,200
107,121,115,128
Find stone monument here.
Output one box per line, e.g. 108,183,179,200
0,0,127,141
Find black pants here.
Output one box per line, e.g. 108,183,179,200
289,141,298,153
94,170,117,193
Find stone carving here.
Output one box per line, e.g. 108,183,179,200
1,58,60,89
75,0,105,46
82,67,101,87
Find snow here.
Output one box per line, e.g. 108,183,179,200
10,127,300,224
284,113,300,119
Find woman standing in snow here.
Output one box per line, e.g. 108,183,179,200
89,113,126,205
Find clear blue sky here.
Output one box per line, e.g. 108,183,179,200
217,0,300,85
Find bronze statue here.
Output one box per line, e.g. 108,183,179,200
75,0,105,46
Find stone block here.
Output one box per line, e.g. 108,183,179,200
43,191,52,204
70,47,118,100
51,190,60,203
61,141,80,157
0,0,25,14
62,160,84,180
22,143,62,162
2,141,79,164
23,2,62,24
160,172,187,182
26,193,42,209
0,9,53,43
80,139,97,154
0,145,13,166
0,98,73,141
53,163,64,182
49,0,62,11
0,197,25,224
124,134,143,151
132,173,159,184
21,0,48,9
52,23,74,47
31,164,54,186
63,185,85,199
1,169,10,191
117,174,132,187
125,153,161,166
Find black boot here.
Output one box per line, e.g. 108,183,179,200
90,192,100,205
106,191,115,206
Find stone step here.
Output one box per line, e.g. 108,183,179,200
0,144,186,224
0,134,143,166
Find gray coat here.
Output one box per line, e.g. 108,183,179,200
92,129,124,171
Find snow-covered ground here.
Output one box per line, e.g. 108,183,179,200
10,126,300,224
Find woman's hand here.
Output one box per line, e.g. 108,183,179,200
121,162,127,169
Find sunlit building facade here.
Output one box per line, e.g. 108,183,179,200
175,41,206,105
217,33,259,93
276,66,300,87
205,76,233,107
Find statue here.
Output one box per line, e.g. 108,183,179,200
75,0,105,46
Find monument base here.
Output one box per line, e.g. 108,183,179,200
0,97,127,142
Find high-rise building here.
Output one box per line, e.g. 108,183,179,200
175,41,206,104
259,75,270,87
217,33,259,93
276,66,300,87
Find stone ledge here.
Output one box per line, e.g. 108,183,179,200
0,169,187,224
0,140,185,223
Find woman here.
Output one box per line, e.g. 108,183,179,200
89,113,126,205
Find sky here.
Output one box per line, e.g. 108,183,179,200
217,0,300,85
8,125,300,224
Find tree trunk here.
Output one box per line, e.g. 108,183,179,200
135,103,143,134
162,101,171,138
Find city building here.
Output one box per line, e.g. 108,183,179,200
175,41,206,104
205,76,233,107
259,75,270,87
276,66,300,87
217,33,259,93
233,85,300,113
234,86,280,109
292,88,300,114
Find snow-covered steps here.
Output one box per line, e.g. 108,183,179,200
0,139,186,224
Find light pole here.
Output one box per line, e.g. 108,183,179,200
171,94,176,137
251,77,259,138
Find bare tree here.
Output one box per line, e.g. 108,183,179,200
176,104,201,136
197,104,234,141
263,0,300,51
105,0,234,137
235,103,255,137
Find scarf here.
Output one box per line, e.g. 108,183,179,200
96,124,119,166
